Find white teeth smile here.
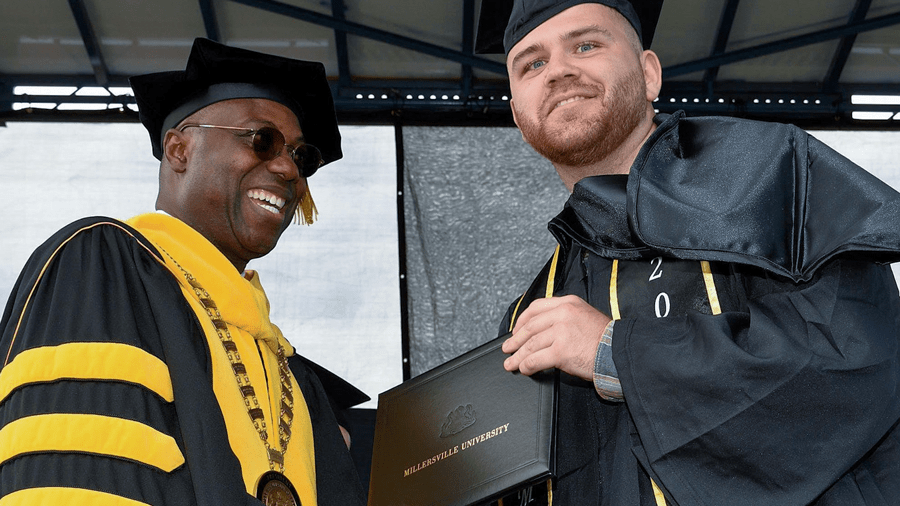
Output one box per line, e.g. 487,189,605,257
247,189,285,215
555,96,587,109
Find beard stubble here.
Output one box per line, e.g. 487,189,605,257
516,66,648,168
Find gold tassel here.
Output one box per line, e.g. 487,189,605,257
295,183,318,225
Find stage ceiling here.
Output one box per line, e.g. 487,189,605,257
2,0,900,127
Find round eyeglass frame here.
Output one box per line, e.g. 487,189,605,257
178,123,324,178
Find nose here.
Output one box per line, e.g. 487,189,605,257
544,54,580,85
268,145,301,182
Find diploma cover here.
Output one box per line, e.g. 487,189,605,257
368,333,558,506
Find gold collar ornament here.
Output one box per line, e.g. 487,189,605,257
161,248,300,506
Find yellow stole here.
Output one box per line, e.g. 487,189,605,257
127,213,317,505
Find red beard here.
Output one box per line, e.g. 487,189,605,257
516,66,647,168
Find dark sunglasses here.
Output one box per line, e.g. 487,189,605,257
179,124,324,178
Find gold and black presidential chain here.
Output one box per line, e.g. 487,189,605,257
160,249,295,473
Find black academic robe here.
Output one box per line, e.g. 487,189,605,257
0,217,366,506
501,112,900,506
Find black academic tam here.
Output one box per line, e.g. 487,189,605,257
130,37,341,167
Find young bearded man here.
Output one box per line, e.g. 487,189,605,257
476,1,900,504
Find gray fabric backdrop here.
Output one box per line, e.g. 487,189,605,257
403,126,569,376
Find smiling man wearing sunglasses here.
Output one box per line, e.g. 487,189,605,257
0,38,365,506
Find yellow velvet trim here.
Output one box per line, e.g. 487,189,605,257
509,244,563,331
700,261,722,315
609,259,621,320
652,479,668,506
0,413,184,472
0,487,151,506
508,294,525,333
545,244,561,299
0,342,173,405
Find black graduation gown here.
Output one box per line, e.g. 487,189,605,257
501,112,900,505
0,217,366,506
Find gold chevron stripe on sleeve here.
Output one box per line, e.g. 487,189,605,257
0,487,151,506
0,413,184,472
0,342,174,405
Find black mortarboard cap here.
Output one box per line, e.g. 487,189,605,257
129,38,341,168
475,0,664,54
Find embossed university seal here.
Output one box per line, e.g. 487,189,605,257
440,404,477,437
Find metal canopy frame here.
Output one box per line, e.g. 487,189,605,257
3,0,900,128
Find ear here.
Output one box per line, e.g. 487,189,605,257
162,128,189,173
509,99,527,142
641,49,663,102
